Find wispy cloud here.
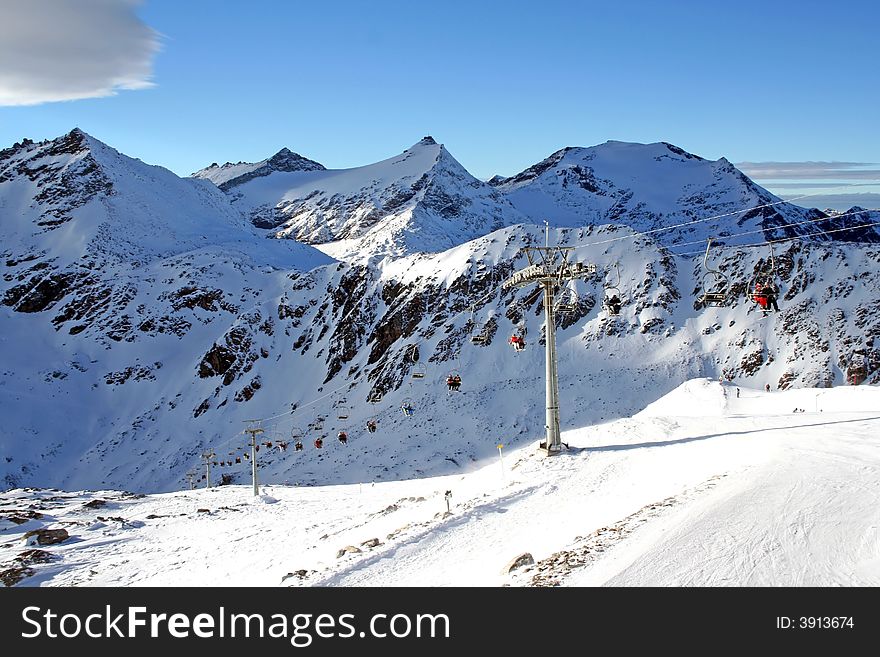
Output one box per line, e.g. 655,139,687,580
763,182,879,189
783,193,880,212
0,0,160,106
736,161,880,180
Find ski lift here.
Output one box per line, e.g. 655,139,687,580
445,370,462,392
401,398,415,417
469,304,490,346
747,243,781,312
555,286,579,314
697,238,729,307
603,263,623,316
411,363,427,380
335,401,349,420
508,331,526,352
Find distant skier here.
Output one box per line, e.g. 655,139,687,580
765,383,771,392
736,388,740,398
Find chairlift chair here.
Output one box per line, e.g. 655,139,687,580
697,239,729,307
411,363,427,380
401,398,415,416
747,243,780,311
445,370,462,392
555,287,579,314
602,263,623,316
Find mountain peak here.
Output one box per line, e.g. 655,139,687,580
265,148,325,174
192,147,325,190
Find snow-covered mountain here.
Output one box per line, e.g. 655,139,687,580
0,129,333,491
206,137,527,262
1,129,879,499
191,148,325,191
491,140,880,247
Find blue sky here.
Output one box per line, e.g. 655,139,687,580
1,0,878,207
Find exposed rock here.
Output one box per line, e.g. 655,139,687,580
281,569,312,583
1,566,34,587
336,545,362,558
360,538,381,549
2,509,43,524
15,549,55,566
82,499,107,509
22,528,69,546
503,552,535,574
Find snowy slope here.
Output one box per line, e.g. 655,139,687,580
220,137,527,262
191,148,325,191
2,130,879,499
492,141,880,247
2,380,877,587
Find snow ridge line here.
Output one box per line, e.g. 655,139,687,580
520,473,730,587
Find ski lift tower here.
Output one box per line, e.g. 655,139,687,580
502,228,596,455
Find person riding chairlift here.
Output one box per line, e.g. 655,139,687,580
401,402,415,417
606,294,622,315
338,431,348,444
762,282,779,312
294,441,303,451
366,419,377,433
509,334,525,351
446,374,462,391
754,282,768,311
314,437,323,449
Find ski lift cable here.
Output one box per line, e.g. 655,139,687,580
669,213,880,258
565,182,875,252
672,219,880,257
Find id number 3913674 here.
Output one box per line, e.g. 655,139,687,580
776,617,854,629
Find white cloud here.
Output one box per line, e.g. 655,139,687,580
0,0,160,106
781,193,880,212
736,161,880,181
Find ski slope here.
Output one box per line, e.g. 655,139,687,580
2,379,877,587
